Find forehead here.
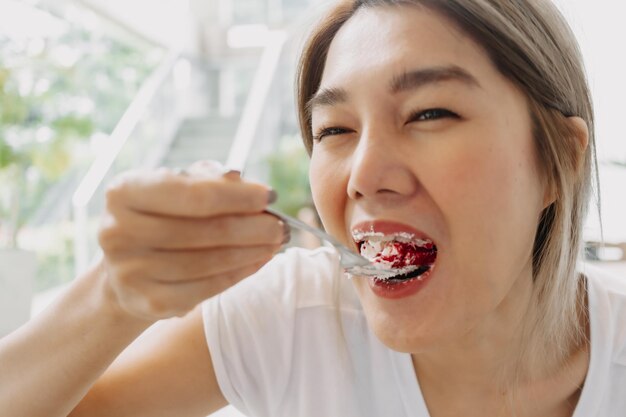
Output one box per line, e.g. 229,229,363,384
320,4,498,93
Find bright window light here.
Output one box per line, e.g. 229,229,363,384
227,24,270,48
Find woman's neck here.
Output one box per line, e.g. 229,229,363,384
410,270,590,416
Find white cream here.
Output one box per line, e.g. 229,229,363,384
352,230,435,280
352,230,432,247
348,264,420,280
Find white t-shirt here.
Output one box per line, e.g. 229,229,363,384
202,247,626,416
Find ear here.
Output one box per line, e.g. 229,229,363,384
541,116,589,209
567,116,589,160
542,179,557,210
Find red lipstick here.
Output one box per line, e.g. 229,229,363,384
351,220,437,300
367,267,434,299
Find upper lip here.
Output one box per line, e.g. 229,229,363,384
350,220,436,244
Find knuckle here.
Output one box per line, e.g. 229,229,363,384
105,172,132,202
104,169,146,210
98,218,125,253
104,183,123,208
138,222,165,244
98,221,140,258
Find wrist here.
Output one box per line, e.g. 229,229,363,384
85,261,156,332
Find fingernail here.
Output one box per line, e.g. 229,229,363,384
282,223,292,244
268,189,278,205
223,169,242,180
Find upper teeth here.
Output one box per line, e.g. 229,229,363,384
352,231,432,248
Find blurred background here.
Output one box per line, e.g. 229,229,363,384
0,0,624,415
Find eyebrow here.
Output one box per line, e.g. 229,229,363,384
389,65,481,94
307,65,481,114
306,87,348,115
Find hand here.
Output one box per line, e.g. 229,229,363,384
97,161,286,321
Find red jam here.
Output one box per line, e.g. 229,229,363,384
361,241,437,269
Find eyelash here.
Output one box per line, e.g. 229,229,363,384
312,127,350,143
312,108,459,142
407,108,459,123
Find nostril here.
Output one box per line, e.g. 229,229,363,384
378,188,400,195
347,161,419,200
350,190,364,199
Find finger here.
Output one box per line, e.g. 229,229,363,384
184,161,241,181
158,259,272,313
222,169,242,181
186,160,228,178
126,260,272,318
106,169,276,218
101,210,287,252
122,245,281,283
185,161,243,184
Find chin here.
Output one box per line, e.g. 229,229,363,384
364,308,447,353
372,325,437,353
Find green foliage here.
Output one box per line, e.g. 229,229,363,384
0,2,161,250
0,1,162,295
0,140,16,169
267,136,313,218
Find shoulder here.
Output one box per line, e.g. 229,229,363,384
201,247,359,415
201,245,358,357
583,263,626,302
581,263,626,367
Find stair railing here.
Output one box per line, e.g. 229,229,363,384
72,52,180,275
226,30,287,171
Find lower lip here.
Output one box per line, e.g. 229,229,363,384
367,267,434,299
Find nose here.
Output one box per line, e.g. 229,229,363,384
346,129,418,201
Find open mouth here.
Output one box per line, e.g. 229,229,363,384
353,231,437,283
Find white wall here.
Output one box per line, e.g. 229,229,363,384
77,0,194,51
553,0,626,162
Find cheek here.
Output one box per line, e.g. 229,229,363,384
309,150,349,236
433,127,544,265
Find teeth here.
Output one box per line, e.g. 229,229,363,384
355,235,433,261
352,231,432,247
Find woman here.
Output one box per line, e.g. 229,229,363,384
1,1,624,416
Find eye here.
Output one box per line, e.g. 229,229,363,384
407,108,460,123
312,126,352,142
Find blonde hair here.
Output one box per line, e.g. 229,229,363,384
296,0,597,404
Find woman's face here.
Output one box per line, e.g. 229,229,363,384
309,5,550,352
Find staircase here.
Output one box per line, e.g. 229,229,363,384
161,114,239,169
